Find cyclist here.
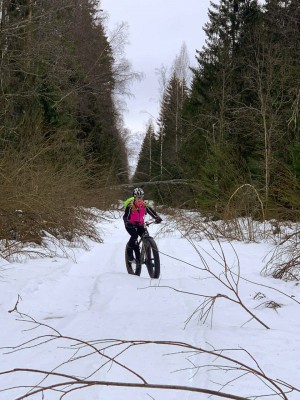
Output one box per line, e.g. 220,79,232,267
123,187,162,262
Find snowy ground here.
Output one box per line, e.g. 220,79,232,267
0,210,299,399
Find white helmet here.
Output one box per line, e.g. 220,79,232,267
133,187,144,198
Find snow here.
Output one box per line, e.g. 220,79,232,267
0,210,299,399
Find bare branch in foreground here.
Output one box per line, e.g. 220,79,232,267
0,369,252,400
1,314,299,400
159,225,270,330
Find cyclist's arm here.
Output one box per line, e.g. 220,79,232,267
123,205,130,224
146,205,159,219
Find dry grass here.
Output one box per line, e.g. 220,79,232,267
0,133,121,260
262,229,300,281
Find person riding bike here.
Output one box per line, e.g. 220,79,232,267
123,187,162,262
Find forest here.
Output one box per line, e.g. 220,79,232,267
0,0,132,246
0,0,299,249
134,0,300,222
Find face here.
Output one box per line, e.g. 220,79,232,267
134,197,144,206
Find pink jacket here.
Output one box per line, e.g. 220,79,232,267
128,200,146,224
123,197,159,226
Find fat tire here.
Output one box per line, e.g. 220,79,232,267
125,245,141,276
144,238,160,279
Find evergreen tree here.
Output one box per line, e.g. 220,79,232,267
157,73,188,180
0,0,130,184
0,0,132,244
179,1,259,214
260,0,300,217
134,121,157,182
153,73,188,205
181,0,300,218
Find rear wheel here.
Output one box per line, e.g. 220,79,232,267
125,245,141,276
144,238,160,279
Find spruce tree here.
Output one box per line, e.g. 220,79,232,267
180,1,258,214
182,0,300,218
134,121,157,182
0,0,131,244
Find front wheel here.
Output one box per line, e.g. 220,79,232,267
144,238,160,279
125,245,141,276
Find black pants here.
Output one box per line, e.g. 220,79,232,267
126,225,145,259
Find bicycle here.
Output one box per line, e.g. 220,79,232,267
125,221,160,279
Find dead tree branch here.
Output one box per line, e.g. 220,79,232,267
1,314,298,400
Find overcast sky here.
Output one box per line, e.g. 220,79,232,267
101,0,211,137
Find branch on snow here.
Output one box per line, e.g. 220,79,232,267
1,313,299,400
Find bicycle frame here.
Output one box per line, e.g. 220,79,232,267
138,221,155,247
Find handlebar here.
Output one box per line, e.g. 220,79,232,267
131,220,156,228
145,221,156,227
127,220,161,229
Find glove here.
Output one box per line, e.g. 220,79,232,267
126,222,134,228
155,216,162,224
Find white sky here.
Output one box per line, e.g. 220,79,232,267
101,0,211,136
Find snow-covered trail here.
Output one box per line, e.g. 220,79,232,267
0,212,299,399
0,213,203,399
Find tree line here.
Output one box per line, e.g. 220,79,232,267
133,0,300,221
0,0,299,248
0,0,133,245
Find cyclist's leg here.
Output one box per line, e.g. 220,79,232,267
135,226,145,261
126,227,138,261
